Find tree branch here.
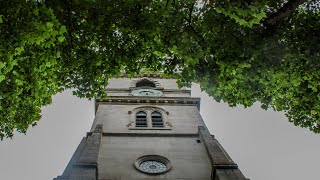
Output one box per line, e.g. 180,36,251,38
263,0,308,29
188,25,206,45
183,2,207,48
188,2,195,23
165,0,170,10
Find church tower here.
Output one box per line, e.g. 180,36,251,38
54,73,248,180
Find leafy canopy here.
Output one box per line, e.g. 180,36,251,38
0,0,320,139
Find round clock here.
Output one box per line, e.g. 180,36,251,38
131,89,162,97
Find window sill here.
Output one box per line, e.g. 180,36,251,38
129,127,172,130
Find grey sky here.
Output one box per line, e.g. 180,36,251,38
1,84,320,180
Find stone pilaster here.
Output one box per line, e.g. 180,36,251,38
198,126,247,180
54,125,102,180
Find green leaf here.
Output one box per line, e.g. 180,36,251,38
311,110,318,115
0,75,5,82
59,25,67,34
58,36,65,42
12,70,19,76
15,79,23,86
0,62,5,70
15,47,24,55
46,22,54,29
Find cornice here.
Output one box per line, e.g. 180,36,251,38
87,132,199,137
95,96,201,112
105,88,191,93
118,73,175,79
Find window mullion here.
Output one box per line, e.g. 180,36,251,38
147,111,152,128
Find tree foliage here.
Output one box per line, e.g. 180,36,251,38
0,0,319,139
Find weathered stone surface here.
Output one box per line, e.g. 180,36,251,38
54,127,102,180
55,77,248,180
91,104,204,134
214,169,247,180
198,126,236,165
98,136,212,179
198,126,247,180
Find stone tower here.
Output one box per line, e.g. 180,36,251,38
54,73,248,180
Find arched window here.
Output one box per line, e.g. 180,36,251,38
136,79,156,88
151,111,164,127
136,111,147,127
128,107,171,129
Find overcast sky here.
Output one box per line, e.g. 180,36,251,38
1,84,320,180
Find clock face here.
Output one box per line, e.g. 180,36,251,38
131,89,162,97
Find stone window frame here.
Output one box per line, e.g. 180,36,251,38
128,106,172,130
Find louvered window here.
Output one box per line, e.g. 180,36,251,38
152,111,164,127
136,79,156,87
136,111,147,127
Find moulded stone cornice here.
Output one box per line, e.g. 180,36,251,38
105,88,191,96
95,96,200,110
105,88,191,93
99,132,199,137
118,72,171,79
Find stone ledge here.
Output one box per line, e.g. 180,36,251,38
118,73,165,78
105,88,191,94
87,132,199,137
95,96,201,112
73,163,97,168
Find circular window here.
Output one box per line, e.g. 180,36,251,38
134,155,171,175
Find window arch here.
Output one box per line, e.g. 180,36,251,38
136,111,147,127
131,78,162,88
128,106,171,129
151,111,164,127
136,79,156,88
